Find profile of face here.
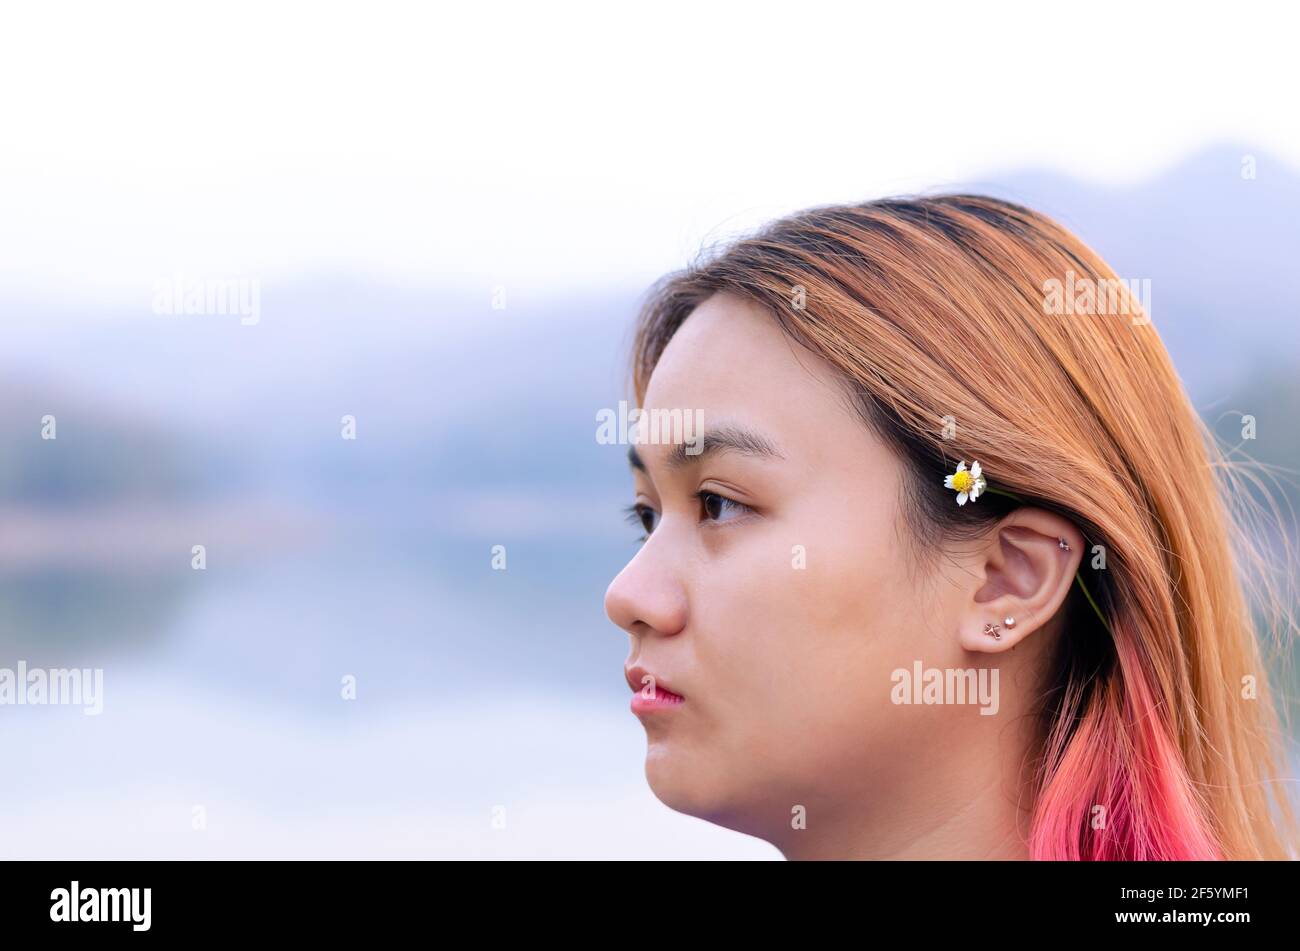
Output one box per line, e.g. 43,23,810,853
604,292,1082,859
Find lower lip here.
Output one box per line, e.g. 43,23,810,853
630,687,685,715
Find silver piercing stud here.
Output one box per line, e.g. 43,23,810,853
1058,538,1071,552
1004,616,1016,629
983,622,1002,640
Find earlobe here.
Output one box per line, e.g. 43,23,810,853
958,510,1085,654
965,615,1024,653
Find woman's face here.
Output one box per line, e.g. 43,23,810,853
604,292,973,844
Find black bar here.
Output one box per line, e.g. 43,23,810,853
0,859,1289,938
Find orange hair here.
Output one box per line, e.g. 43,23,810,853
629,195,1297,859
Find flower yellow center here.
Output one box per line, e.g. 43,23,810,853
951,470,974,492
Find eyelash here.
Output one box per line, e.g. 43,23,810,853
623,491,753,541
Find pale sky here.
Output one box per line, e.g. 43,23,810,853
1,1,1294,302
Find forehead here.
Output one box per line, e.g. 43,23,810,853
638,292,869,470
643,292,851,423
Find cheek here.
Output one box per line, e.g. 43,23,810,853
691,511,919,750
788,496,918,659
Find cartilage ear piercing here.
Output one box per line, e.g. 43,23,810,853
982,622,1001,640
1004,616,1016,629
1058,537,1071,552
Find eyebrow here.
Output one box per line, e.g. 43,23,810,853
627,425,785,473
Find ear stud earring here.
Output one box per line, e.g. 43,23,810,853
982,622,1002,640
1058,537,1071,552
1004,616,1016,629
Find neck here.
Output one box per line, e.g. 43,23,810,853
773,708,1040,860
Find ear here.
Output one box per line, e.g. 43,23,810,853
956,508,1085,654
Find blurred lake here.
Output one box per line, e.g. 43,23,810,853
1,144,1297,857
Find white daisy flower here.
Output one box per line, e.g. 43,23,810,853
943,460,986,506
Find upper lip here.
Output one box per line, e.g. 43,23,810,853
625,665,683,698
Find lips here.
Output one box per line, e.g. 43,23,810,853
625,665,683,700
625,665,685,717
629,686,684,716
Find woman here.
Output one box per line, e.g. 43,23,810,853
604,195,1297,860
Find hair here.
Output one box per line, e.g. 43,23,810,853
627,194,1298,860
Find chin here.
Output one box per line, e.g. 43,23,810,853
643,747,759,834
644,744,712,813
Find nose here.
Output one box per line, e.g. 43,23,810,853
603,537,688,639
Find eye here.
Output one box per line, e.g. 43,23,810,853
698,490,752,523
623,502,659,540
